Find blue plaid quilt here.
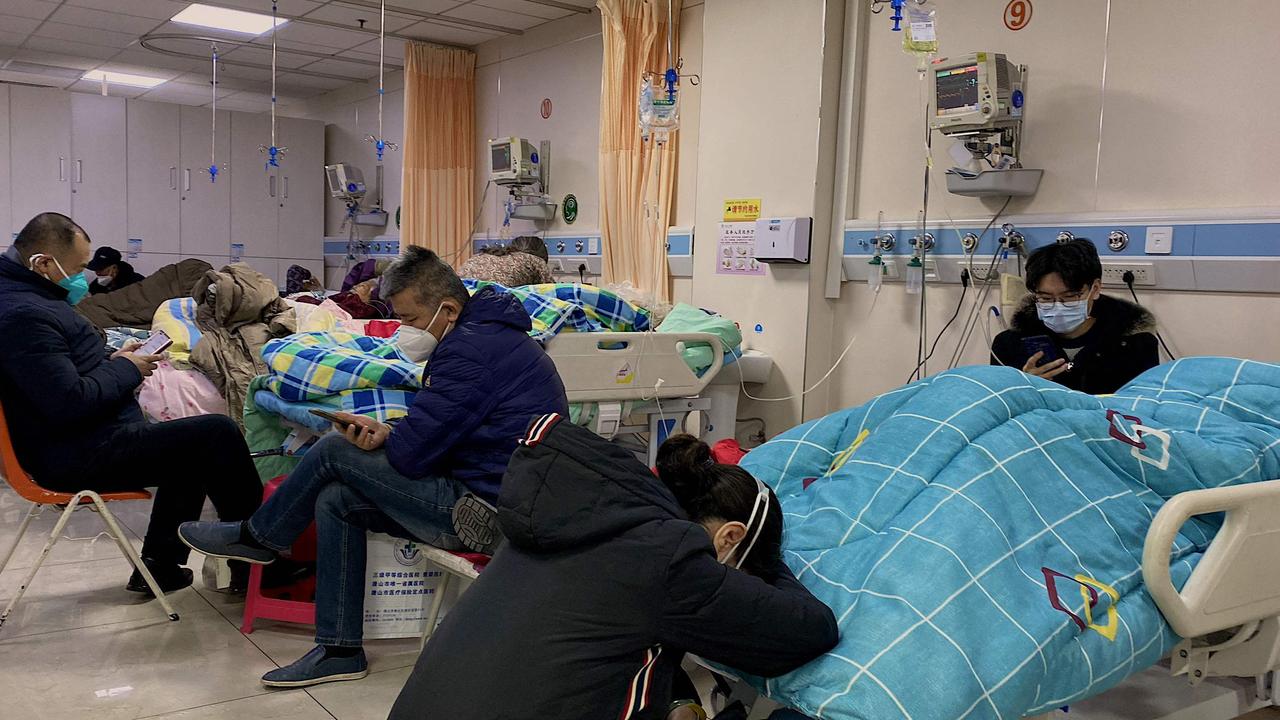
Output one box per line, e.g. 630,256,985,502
261,331,423,402
740,358,1280,719
463,280,651,342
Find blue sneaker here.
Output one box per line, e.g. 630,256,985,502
178,521,277,565
262,645,369,688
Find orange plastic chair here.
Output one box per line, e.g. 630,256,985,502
0,397,180,631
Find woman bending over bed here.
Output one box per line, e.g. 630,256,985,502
458,235,554,287
388,423,838,720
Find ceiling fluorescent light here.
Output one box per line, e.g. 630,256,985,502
170,3,287,35
82,70,168,88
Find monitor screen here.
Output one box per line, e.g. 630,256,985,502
935,65,980,116
326,166,341,193
491,143,512,173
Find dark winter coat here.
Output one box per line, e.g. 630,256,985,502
991,294,1160,394
385,286,568,500
389,415,839,720
0,249,144,482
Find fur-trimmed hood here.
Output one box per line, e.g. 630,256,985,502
1010,293,1156,337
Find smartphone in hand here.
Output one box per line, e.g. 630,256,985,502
136,331,173,356
1021,335,1061,366
309,409,354,431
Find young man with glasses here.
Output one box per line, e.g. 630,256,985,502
991,239,1160,394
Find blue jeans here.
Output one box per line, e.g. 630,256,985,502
247,434,467,647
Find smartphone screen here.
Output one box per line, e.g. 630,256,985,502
309,409,353,430
137,331,172,356
1021,335,1061,365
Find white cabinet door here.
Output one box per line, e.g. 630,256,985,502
179,105,231,256
0,87,11,244
277,115,325,262
230,111,280,259
71,94,127,248
9,86,71,237
127,100,181,254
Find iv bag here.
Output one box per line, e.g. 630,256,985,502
638,74,679,140
902,1,938,60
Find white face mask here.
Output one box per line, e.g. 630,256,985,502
394,304,452,363
95,275,113,287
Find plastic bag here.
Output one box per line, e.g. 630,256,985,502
607,281,673,324
903,0,938,60
638,74,679,141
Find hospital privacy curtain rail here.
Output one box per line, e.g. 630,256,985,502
598,0,680,303
402,42,476,262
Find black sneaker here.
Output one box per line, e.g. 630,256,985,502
451,494,503,555
126,558,194,596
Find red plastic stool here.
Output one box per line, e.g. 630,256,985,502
240,476,318,634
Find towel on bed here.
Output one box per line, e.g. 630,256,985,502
737,358,1280,720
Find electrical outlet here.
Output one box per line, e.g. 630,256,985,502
1000,272,1023,305
1101,262,1156,286
923,259,939,281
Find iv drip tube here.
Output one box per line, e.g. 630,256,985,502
378,0,385,156
271,2,277,151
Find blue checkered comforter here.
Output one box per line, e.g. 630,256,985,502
741,358,1280,719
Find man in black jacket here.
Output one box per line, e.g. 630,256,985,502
991,239,1160,395
0,212,261,593
86,246,146,295
389,415,838,720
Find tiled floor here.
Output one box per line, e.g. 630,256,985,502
5,486,1280,720
0,486,420,720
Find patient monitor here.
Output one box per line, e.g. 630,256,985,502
325,163,366,200
931,52,1023,135
488,137,541,187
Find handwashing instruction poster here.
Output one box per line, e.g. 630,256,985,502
717,222,765,276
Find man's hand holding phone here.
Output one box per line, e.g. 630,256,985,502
311,410,391,451
1022,351,1069,380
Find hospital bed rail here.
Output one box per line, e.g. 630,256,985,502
1142,477,1280,688
546,331,725,403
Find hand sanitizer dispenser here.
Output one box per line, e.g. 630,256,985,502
754,216,812,264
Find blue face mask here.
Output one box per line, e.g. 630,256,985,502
29,253,90,306
1036,299,1089,335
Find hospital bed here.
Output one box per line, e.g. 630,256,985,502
705,478,1280,720
544,330,773,463
1016,478,1280,720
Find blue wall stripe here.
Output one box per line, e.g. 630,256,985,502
323,240,400,255
471,230,695,257
843,221,1280,257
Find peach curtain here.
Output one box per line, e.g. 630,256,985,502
402,42,476,262
597,0,680,302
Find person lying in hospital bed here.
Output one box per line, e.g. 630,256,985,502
718,356,1280,720
388,427,839,720
457,234,555,287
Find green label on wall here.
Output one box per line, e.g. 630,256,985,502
562,194,579,225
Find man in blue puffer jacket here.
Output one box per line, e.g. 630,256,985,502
180,246,568,688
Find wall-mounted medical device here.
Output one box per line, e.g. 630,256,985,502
930,53,1042,197
754,216,812,264
488,136,556,222
325,163,366,200
931,52,1022,135
489,137,541,187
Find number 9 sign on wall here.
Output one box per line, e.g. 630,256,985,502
1004,0,1032,31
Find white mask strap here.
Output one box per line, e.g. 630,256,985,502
733,478,770,570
